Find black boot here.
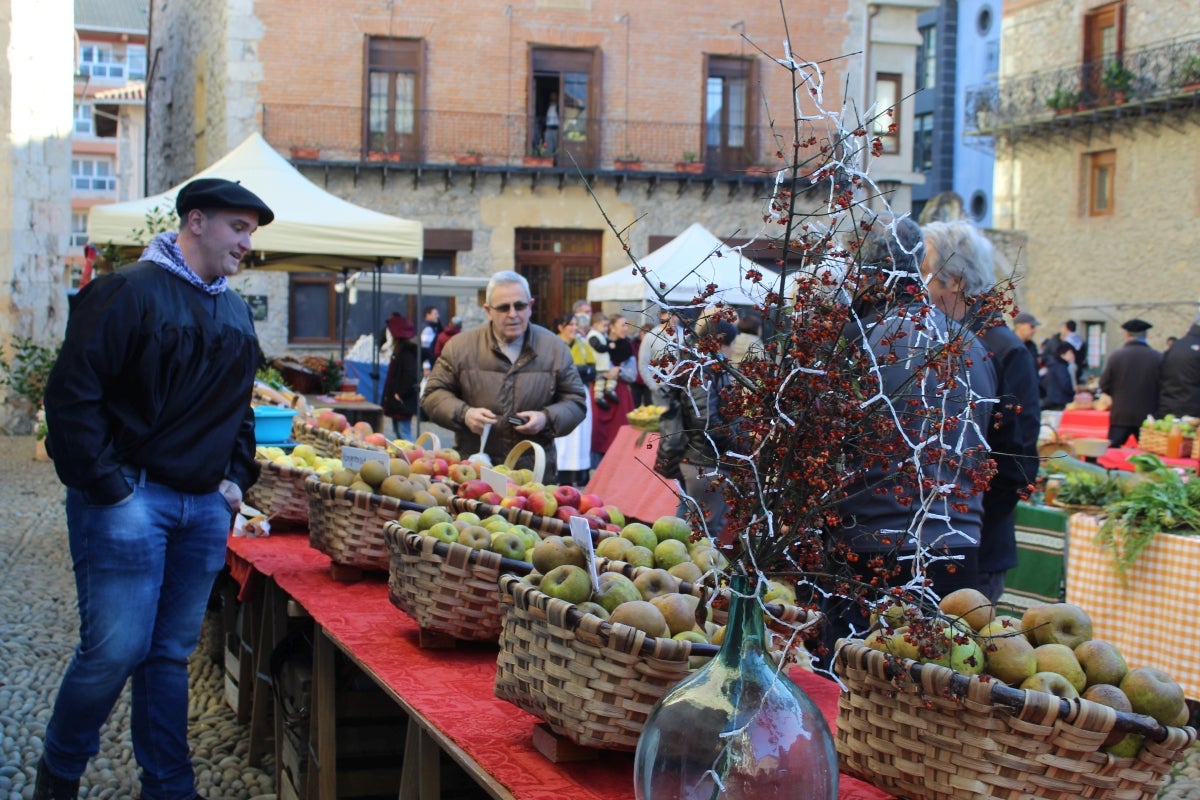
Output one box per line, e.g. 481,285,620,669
33,758,80,800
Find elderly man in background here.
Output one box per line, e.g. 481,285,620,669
422,271,587,482
921,220,1041,604
1013,311,1040,364
1101,319,1162,447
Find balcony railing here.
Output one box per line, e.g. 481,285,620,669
262,105,804,176
965,35,1200,136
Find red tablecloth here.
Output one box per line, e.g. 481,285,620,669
225,534,892,800
1057,408,1110,439
586,425,679,523
1097,447,1198,472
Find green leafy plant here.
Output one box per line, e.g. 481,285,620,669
1094,454,1200,581
1045,87,1081,110
320,355,343,394
0,337,59,408
616,152,641,162
681,150,699,163
529,142,551,158
1054,472,1125,508
1176,54,1200,87
1100,60,1136,93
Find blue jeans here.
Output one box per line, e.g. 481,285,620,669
43,468,232,800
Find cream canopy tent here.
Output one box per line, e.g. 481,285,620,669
586,223,780,309
87,132,423,264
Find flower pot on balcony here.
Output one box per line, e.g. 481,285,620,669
523,156,554,168
367,151,402,163
455,153,483,166
674,161,704,174
613,159,643,171
745,164,775,177
290,146,320,160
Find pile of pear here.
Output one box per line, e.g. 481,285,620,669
865,588,1190,757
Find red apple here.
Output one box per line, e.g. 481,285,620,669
603,522,622,533
553,484,582,509
431,457,450,476
584,507,610,524
554,505,580,522
500,495,527,510
364,432,390,447
457,479,493,500
478,491,503,506
578,493,604,513
525,491,558,518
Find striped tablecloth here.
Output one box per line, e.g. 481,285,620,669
1003,503,1068,613
1066,513,1199,700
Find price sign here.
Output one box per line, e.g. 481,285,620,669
481,466,510,496
340,445,390,473
569,516,599,589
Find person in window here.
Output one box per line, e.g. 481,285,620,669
542,91,560,157
38,178,273,800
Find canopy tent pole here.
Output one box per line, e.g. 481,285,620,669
369,259,383,406
415,258,424,438
338,267,350,364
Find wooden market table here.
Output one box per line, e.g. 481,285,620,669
307,395,385,431
224,533,894,800
586,425,679,523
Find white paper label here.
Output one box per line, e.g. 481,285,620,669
481,466,510,496
341,445,390,473
569,516,599,589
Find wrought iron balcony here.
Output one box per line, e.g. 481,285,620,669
965,35,1200,138
262,105,792,178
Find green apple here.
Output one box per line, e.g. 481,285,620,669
489,531,527,561
939,587,995,633
1029,602,1093,649
455,511,481,525
425,521,460,544
531,535,586,574
690,546,728,573
652,539,690,570
620,523,658,550
576,600,610,621
511,524,540,550
651,592,701,636
398,509,423,531
980,629,1038,686
1103,733,1144,758
632,568,680,601
481,514,512,533
1074,640,1128,688
457,525,491,549
1020,671,1080,699
652,515,692,543
624,545,655,569
539,564,592,605
417,505,453,532
608,600,670,638
1034,643,1087,692
667,561,704,584
592,572,643,612
594,535,634,561
1082,683,1134,747
1120,667,1187,726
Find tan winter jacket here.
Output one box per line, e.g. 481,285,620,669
421,322,587,480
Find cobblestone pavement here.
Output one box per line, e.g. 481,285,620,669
1,434,1197,799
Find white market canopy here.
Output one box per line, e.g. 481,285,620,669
587,223,781,308
87,132,424,267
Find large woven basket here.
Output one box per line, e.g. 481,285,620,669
304,476,421,571
383,522,530,642
292,418,350,458
493,571,820,751
835,639,1197,800
245,459,312,525
1139,426,1194,458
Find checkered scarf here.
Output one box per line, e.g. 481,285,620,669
140,232,227,295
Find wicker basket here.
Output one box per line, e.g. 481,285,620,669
447,496,568,537
493,571,820,751
304,475,422,571
292,418,350,458
835,639,1197,800
245,459,312,525
383,522,530,642
1139,426,1194,458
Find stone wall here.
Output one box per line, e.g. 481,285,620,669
0,0,74,433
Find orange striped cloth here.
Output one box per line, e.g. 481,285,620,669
1066,513,1199,699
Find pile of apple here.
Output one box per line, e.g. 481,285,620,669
518,516,743,655
396,504,544,561
456,477,628,533
866,589,1190,756
256,443,343,479
309,453,459,508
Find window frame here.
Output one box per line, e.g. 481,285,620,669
916,25,937,92
912,111,934,173
1088,149,1116,216
288,274,341,345
703,54,760,172
79,42,125,80
873,73,903,155
70,211,89,249
74,101,95,136
363,37,424,159
71,157,116,193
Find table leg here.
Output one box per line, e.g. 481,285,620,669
249,580,292,766
307,627,339,800
399,716,440,800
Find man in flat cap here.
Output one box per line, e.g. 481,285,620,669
38,177,273,800
1013,310,1041,365
1100,318,1163,447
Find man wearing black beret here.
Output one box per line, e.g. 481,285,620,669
38,178,273,800
1100,318,1163,447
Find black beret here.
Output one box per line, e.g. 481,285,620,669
175,178,274,226
1121,318,1152,333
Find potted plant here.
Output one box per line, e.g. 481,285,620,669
523,143,554,167
289,145,320,160
1045,87,1081,114
674,151,704,174
454,150,484,166
1101,60,1136,103
613,153,643,171
1,336,60,449
1176,54,1200,90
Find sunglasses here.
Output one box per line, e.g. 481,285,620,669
491,301,531,313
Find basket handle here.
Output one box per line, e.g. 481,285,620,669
503,440,545,483
413,430,442,452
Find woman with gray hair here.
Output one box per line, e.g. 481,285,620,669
919,219,1041,606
